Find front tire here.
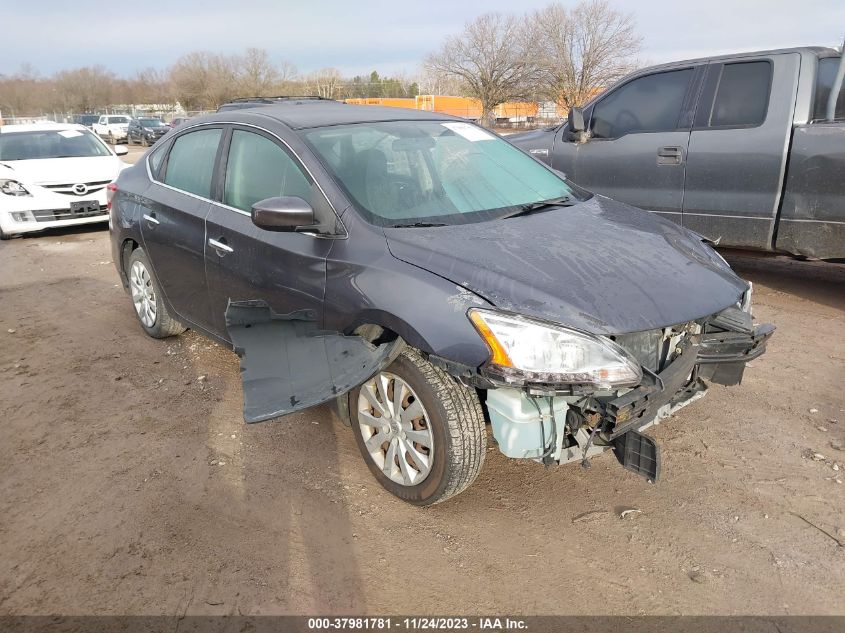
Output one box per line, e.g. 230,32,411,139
350,348,486,506
108,132,116,145
126,247,185,339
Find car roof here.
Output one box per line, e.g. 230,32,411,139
640,45,838,73
205,99,458,130
0,122,88,134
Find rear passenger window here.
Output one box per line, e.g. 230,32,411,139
590,69,693,138
164,128,222,198
223,130,313,212
148,141,169,180
813,57,845,121
709,61,771,127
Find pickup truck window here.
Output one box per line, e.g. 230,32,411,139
813,57,845,121
590,69,692,139
709,61,771,127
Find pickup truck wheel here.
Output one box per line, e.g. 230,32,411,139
126,247,186,339
350,347,486,506
108,132,115,145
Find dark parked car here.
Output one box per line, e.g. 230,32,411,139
127,117,169,146
73,113,101,129
510,46,845,259
109,101,773,505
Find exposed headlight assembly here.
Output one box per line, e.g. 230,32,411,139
469,309,642,389
0,179,31,196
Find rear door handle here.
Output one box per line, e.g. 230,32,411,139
208,237,234,255
657,146,683,165
142,213,159,225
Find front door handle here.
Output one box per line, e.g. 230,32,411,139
142,213,159,226
208,237,234,255
657,146,683,165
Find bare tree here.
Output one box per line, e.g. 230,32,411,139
307,68,342,99
532,0,641,110
170,51,239,111
425,12,539,126
237,48,280,96
128,67,174,106
53,66,118,112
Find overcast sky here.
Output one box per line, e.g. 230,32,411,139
1,0,843,77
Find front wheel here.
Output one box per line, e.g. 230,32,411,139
108,132,115,145
126,247,186,339
350,348,486,505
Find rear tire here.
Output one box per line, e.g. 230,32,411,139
126,247,186,339
350,347,486,506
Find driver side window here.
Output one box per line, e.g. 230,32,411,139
590,68,693,139
223,129,313,213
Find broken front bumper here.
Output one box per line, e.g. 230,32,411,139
487,311,775,481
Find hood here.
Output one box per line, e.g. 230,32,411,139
2,156,123,185
384,195,748,334
507,127,556,146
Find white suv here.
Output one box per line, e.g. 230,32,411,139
93,115,132,144
0,123,128,239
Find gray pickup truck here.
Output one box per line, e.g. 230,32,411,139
511,46,845,259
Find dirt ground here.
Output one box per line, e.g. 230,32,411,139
1,151,843,615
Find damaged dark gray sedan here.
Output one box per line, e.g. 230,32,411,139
109,100,773,505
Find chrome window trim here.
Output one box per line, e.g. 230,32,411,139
144,120,347,238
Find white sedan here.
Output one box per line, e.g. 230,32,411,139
0,123,128,239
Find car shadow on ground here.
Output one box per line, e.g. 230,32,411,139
720,250,845,312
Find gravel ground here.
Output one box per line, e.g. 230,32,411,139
0,150,843,615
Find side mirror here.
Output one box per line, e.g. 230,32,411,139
251,196,316,232
568,107,585,133
113,145,128,156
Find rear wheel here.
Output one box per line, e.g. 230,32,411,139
126,247,185,339
350,348,486,506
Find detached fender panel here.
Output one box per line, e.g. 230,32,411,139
226,300,404,423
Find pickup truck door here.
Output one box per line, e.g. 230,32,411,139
554,66,703,224
682,53,800,249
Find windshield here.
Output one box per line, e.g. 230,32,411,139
0,129,112,160
303,120,575,226
139,118,165,127
108,116,130,124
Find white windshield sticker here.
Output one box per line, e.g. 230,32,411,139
58,130,83,138
441,122,495,142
